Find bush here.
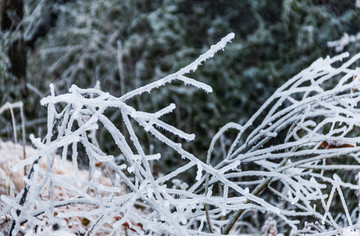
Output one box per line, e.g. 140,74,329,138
2,33,360,235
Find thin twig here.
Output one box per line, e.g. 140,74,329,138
20,104,27,176
8,157,41,235
204,173,213,233
8,104,17,144
222,158,288,234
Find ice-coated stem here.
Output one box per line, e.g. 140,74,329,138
223,158,288,234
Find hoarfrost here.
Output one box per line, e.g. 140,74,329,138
3,32,360,235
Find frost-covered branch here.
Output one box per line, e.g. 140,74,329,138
328,32,360,52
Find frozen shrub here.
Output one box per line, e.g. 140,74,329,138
2,32,360,235
210,52,360,234
2,34,235,235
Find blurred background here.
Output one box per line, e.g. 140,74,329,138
1,0,360,167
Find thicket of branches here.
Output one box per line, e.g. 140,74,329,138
1,33,360,235
2,1,360,235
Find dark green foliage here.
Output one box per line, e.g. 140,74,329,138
1,0,360,175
